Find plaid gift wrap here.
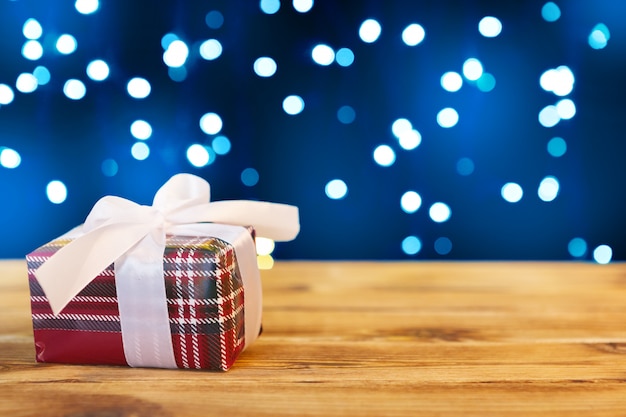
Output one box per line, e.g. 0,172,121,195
26,227,256,371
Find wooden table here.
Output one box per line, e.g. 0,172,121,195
1,260,626,416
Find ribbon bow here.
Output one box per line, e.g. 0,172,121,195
35,173,300,316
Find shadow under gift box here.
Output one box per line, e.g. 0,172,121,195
26,226,256,371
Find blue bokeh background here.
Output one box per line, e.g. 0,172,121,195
1,0,625,261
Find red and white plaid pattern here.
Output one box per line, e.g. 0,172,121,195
26,228,253,371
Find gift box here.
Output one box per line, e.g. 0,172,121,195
26,174,299,371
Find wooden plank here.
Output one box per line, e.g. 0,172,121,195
1,260,626,416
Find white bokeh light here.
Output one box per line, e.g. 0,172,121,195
130,120,152,140
127,77,151,99
163,39,189,68
253,57,277,77
359,19,382,43
86,59,110,81
538,105,560,128
131,142,150,160
501,182,523,203
392,118,412,138
311,44,335,66
402,23,425,46
441,71,463,92
398,129,421,150
23,18,43,39
56,34,77,55
540,66,574,97
325,179,348,199
199,112,223,135
255,237,276,255
429,202,451,223
283,95,305,115
63,79,86,100
0,84,15,105
22,40,43,60
556,99,576,120
293,0,313,13
478,16,502,37
46,180,68,204
75,0,99,14
0,148,21,169
437,108,459,128
401,191,422,213
538,176,560,202
593,245,612,264
462,58,483,81
16,73,38,93
186,144,211,167
373,144,396,167
199,39,223,61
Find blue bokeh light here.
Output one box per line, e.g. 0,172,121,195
205,10,224,29
335,48,354,67
568,238,587,258
589,23,610,50
434,237,452,255
260,0,280,14
33,66,50,85
541,2,561,22
241,168,260,186
547,137,567,157
212,136,231,155
337,105,356,124
101,159,118,177
402,236,422,255
456,158,474,176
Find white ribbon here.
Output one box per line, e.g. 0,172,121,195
34,173,299,368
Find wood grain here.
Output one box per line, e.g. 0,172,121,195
1,260,626,416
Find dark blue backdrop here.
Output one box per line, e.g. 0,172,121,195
1,0,625,261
